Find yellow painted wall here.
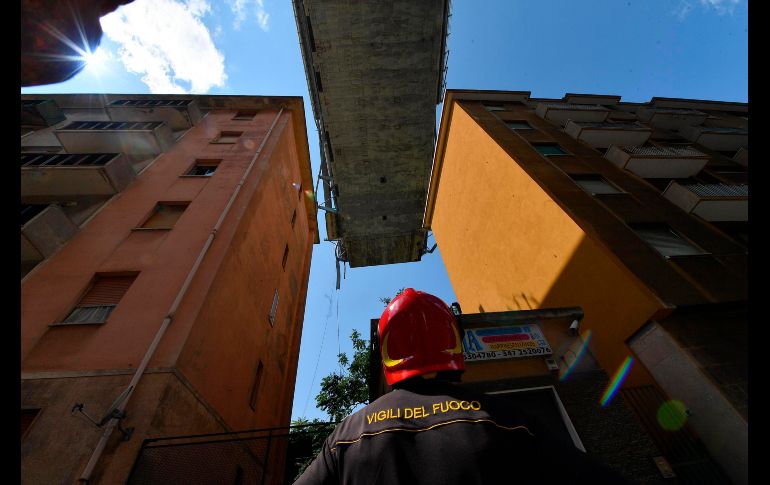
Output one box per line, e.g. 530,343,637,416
431,103,665,387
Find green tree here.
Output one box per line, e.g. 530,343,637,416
289,291,399,479
285,418,336,481
315,329,370,421
379,287,406,306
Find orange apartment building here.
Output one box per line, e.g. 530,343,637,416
21,94,318,484
424,90,747,484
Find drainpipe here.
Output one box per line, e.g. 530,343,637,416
78,108,285,483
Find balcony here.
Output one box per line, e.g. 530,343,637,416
678,125,748,151
55,121,174,156
565,121,652,148
534,102,609,126
106,99,202,131
663,182,748,222
21,153,135,200
636,107,708,131
21,204,78,269
605,145,709,178
21,99,66,127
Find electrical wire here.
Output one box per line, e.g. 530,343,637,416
302,289,334,417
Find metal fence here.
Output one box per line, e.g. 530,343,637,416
127,421,338,485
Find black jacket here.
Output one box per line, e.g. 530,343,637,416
294,378,629,484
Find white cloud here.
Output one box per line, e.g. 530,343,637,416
228,0,270,32
100,0,227,94
700,0,742,14
674,0,743,19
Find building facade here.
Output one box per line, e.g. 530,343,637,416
21,94,318,484
424,90,747,483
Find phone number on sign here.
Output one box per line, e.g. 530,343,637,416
464,346,552,361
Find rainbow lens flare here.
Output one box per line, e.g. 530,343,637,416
657,400,688,431
599,356,633,407
559,329,592,382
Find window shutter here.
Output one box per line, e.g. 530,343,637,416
79,275,136,306
62,275,136,324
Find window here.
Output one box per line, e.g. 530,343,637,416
570,174,623,195
249,361,264,411
282,245,289,270
630,224,707,258
532,143,568,156
232,109,258,120
184,159,221,177
139,202,189,229
58,274,137,325
505,121,533,131
268,289,279,326
211,131,243,144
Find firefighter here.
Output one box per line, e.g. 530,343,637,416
294,288,628,484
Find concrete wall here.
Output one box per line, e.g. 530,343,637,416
629,321,747,484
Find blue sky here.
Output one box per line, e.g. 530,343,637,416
22,0,748,422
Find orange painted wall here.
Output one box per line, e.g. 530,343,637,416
431,103,664,387
21,107,313,430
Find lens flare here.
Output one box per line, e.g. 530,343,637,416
559,329,592,382
657,400,688,431
304,189,316,201
599,356,633,407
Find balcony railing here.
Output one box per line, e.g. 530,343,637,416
106,98,202,130
55,121,174,155
622,146,706,157
565,121,652,148
663,182,748,222
21,153,120,167
605,145,709,178
535,102,610,126
109,99,193,107
679,125,748,151
680,183,748,198
61,121,164,131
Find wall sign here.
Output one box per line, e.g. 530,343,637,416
462,324,552,362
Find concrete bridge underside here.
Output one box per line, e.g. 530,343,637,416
294,0,449,267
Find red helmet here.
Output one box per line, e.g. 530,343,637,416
378,288,465,386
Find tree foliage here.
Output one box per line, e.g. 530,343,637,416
286,418,337,481
315,330,370,422
289,290,403,479
379,287,406,307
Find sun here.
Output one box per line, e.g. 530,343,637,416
82,47,109,72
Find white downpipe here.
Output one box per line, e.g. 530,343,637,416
78,108,285,483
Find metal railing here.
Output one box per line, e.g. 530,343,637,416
126,421,338,485
59,121,164,131
109,99,192,107
21,153,119,167
622,145,706,157
682,183,748,198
